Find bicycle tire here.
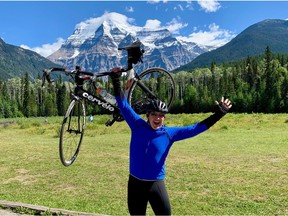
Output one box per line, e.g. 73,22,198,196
127,67,175,114
59,98,86,166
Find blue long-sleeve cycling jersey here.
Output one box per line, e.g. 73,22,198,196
116,96,208,180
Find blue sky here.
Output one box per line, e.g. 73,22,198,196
1,1,288,57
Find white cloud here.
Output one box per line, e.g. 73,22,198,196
21,38,65,57
177,4,184,11
185,1,194,10
143,17,187,34
165,18,188,34
197,0,221,12
177,23,236,47
144,19,162,29
147,0,220,12
147,0,168,3
125,6,134,13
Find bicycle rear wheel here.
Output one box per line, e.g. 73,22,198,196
59,98,86,166
127,67,175,114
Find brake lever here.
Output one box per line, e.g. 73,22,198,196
42,68,54,87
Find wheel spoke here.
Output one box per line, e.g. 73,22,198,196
128,68,175,114
59,99,86,166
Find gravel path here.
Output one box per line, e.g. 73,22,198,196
0,209,29,216
0,200,105,216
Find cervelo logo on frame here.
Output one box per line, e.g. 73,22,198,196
82,92,115,112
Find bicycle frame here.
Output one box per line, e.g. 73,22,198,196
74,86,118,113
42,65,158,126
42,41,171,127
78,67,158,125
124,68,157,99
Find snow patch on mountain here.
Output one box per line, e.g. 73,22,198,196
48,12,214,72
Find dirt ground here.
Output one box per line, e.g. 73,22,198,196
0,200,105,216
0,208,29,216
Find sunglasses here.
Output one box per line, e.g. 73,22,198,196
149,112,165,118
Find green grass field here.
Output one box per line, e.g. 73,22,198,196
0,113,288,215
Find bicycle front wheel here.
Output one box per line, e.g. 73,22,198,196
59,98,86,166
127,67,175,114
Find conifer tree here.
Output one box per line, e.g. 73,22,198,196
22,72,31,117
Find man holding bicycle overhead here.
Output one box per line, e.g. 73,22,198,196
110,71,232,215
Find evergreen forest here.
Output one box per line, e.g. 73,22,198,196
1,47,288,118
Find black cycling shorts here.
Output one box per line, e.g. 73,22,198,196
127,174,171,215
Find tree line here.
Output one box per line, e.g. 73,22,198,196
170,47,288,114
1,46,288,118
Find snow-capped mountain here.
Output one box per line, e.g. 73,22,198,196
48,12,213,72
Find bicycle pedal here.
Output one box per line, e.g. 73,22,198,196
105,119,115,127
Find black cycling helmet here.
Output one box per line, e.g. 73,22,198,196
146,99,168,114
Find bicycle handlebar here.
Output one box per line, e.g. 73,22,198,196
42,41,144,87
41,66,126,87
42,67,67,86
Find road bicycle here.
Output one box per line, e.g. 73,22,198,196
42,41,176,166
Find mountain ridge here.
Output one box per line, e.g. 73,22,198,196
47,12,211,72
0,38,58,80
174,19,288,72
1,17,288,81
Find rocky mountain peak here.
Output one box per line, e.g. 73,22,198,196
48,12,211,72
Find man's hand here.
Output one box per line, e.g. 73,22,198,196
215,97,232,115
